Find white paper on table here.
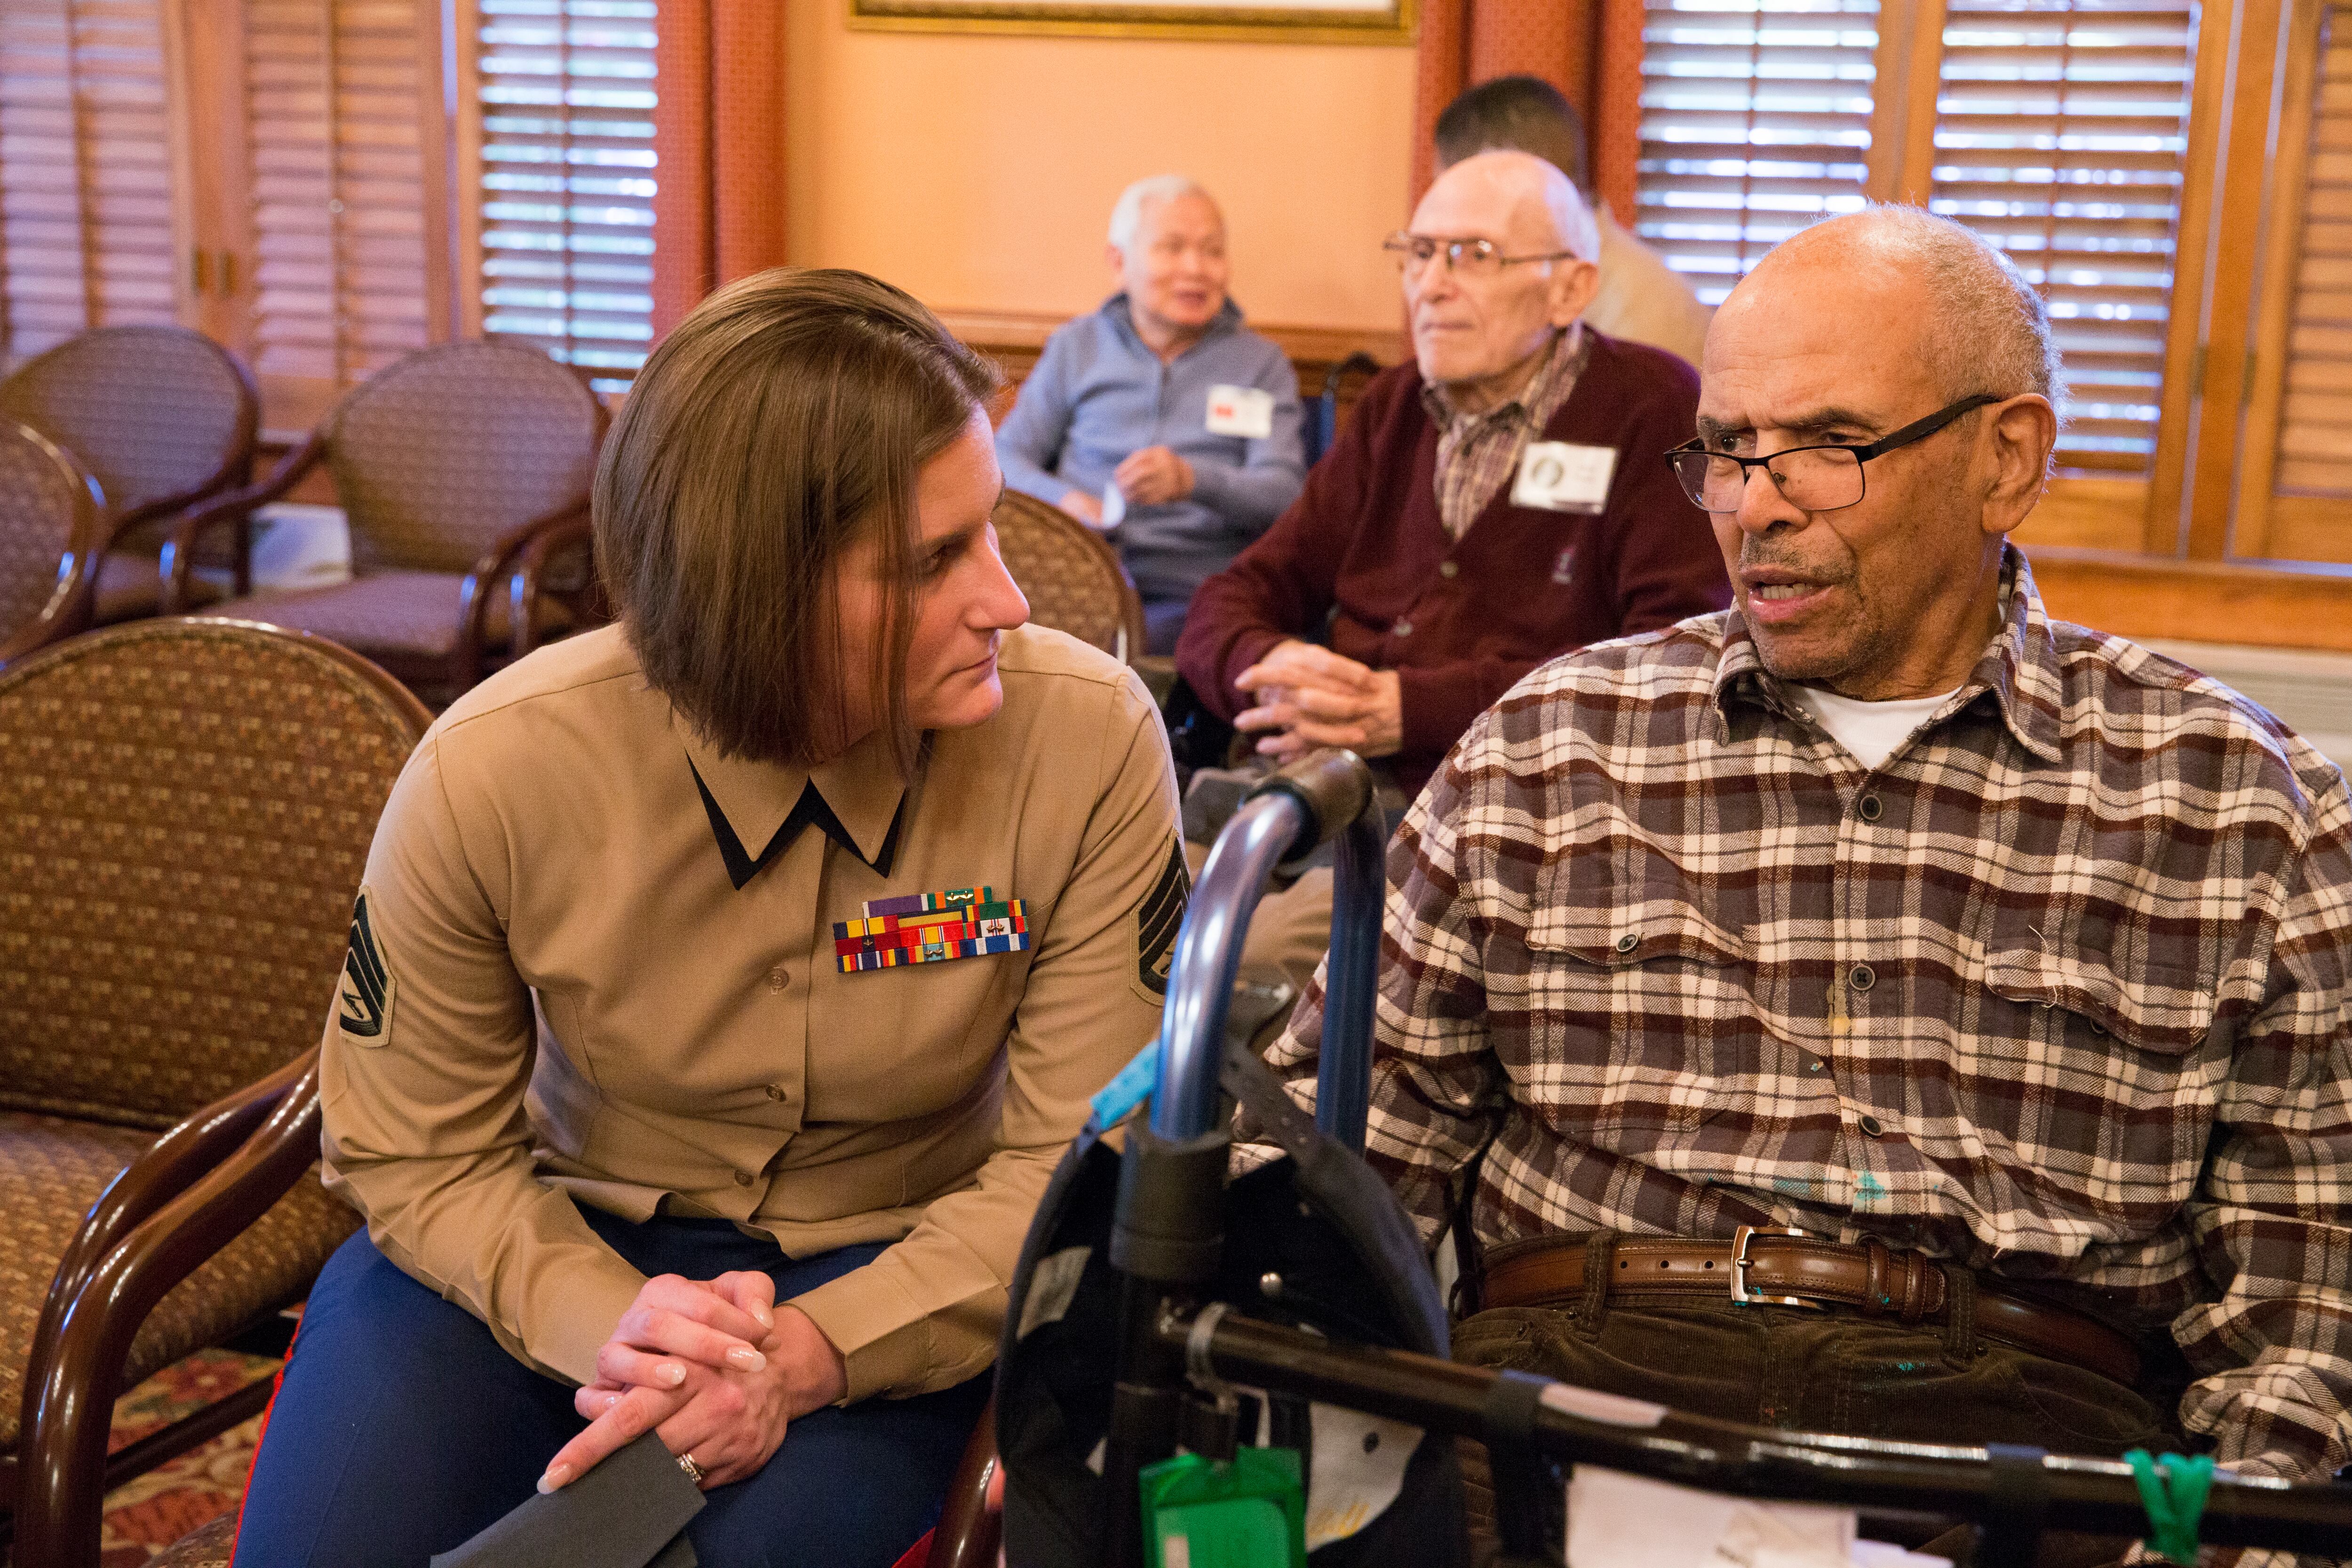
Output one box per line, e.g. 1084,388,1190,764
1566,1466,1853,1568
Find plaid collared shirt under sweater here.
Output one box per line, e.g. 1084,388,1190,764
1265,549,2352,1482
1419,324,1589,539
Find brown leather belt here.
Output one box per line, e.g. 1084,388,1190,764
1479,1229,2141,1391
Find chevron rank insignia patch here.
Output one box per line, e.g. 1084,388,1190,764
1133,837,1190,1003
833,885,1032,974
338,887,397,1046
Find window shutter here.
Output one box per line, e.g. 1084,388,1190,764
0,0,181,359
1927,0,2199,473
473,0,656,394
2274,1,2352,501
1635,0,1883,307
243,0,437,425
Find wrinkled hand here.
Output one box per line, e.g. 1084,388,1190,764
1234,640,1403,760
538,1273,847,1493
1057,488,1107,528
1113,446,1194,506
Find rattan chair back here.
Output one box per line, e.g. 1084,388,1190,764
992,491,1146,662
326,341,605,576
0,419,105,650
0,326,257,527
0,619,430,1130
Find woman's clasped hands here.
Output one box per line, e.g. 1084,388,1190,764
537,1271,849,1494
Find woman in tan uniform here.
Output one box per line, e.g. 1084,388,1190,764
232,270,1185,1567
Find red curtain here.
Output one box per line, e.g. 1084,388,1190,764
651,0,788,340
1410,0,1644,222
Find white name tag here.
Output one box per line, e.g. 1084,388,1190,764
1511,440,1616,514
1205,383,1275,439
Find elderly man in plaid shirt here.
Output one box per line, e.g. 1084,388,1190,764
1265,207,2352,1558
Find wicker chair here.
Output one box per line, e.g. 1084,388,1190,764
0,326,259,625
0,618,431,1568
171,341,610,702
993,491,1146,663
0,418,110,669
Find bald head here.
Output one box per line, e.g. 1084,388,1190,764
1414,149,1599,265
1724,207,2063,414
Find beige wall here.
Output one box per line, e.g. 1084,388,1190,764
783,9,1418,331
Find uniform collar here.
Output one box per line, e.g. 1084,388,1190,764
676,720,908,890
1708,543,2064,764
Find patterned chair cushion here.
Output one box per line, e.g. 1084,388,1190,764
0,1110,357,1449
0,621,425,1128
149,1512,236,1568
327,342,601,578
199,570,571,663
0,420,95,646
0,326,251,519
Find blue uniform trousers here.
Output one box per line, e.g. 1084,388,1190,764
230,1209,992,1568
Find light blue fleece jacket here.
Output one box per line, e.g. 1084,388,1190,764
994,294,1305,604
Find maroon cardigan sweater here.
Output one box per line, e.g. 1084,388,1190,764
1175,330,1730,794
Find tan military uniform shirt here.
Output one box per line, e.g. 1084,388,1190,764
320,622,1182,1402
1588,208,1713,369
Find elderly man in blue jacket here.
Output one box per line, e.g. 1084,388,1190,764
996,175,1307,653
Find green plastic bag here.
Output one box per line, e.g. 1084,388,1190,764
1140,1447,1308,1568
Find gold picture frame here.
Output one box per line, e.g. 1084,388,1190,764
847,0,1415,46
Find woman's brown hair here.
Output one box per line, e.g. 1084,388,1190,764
594,267,1001,771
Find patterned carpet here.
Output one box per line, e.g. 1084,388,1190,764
27,1346,282,1567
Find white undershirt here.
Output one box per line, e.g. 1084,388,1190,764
1785,685,1960,771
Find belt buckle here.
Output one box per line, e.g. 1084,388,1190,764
1729,1225,1824,1309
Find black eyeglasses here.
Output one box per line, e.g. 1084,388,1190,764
1661,394,2001,514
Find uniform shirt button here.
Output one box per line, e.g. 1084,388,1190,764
1614,932,1639,954
1858,1114,1886,1139
1858,794,1883,822
764,1083,787,1102
767,965,789,992
732,1170,755,1186
1849,963,1875,992
1438,561,1460,579
1393,619,1414,637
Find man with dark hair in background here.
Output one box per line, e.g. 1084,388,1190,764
1436,74,1712,366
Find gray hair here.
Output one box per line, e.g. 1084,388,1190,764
1108,175,1211,251
1842,204,2067,415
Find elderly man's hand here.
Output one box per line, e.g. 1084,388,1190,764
1056,488,1107,529
1113,446,1194,506
537,1273,847,1494
1235,640,1403,760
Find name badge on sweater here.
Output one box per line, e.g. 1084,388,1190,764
1511,441,1616,514
833,885,1031,974
1205,384,1275,439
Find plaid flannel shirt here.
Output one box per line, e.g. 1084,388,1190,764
1268,548,2352,1482
1420,324,1589,541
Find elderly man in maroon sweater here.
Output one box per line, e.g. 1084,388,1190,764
1176,149,1728,799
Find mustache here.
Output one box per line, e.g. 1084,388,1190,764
1736,544,1852,584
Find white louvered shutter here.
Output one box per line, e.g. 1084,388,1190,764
473,0,656,394
0,0,180,359
1928,0,2198,472
243,0,436,423
1635,0,1882,307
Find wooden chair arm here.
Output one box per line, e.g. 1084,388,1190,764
930,1394,1003,1568
158,430,326,613
455,498,593,685
21,1051,312,1405
14,1059,331,1568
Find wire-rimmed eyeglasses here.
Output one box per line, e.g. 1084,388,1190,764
1382,231,1577,279
1661,395,2001,514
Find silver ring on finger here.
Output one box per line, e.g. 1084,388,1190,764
677,1452,704,1485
